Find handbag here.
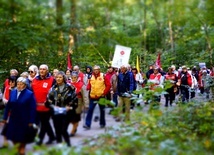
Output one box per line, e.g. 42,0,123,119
25,125,38,143
53,107,67,115
1,123,8,136
0,99,5,110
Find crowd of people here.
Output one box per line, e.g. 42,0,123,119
0,63,214,154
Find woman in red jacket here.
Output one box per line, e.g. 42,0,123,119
164,67,178,107
1,76,17,149
70,71,88,136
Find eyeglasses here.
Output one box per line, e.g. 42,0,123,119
28,71,34,74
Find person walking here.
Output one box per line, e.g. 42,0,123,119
69,71,89,136
116,65,134,122
178,66,193,103
73,65,85,83
201,70,212,99
164,67,178,107
210,66,214,101
83,65,111,129
148,66,164,103
84,65,93,84
45,71,77,146
110,67,119,107
27,65,39,90
1,77,37,155
2,69,19,94
31,64,56,145
1,76,17,149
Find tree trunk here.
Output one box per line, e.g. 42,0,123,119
190,7,213,66
168,21,174,53
204,25,213,65
143,0,147,52
10,0,16,23
56,0,63,26
56,0,64,55
70,0,77,50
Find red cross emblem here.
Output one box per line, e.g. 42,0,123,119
120,51,125,55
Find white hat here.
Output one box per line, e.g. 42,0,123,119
202,70,207,73
182,65,187,69
29,65,38,73
93,65,100,70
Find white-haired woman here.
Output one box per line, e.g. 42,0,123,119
1,77,37,155
28,65,39,89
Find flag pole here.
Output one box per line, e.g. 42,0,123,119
155,53,161,68
136,56,140,73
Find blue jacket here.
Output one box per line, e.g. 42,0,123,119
117,71,134,96
3,88,37,143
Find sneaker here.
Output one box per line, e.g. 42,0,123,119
36,141,42,146
69,133,75,137
100,125,105,128
115,118,121,122
0,145,8,149
94,116,99,122
83,124,90,130
45,138,56,145
70,129,77,137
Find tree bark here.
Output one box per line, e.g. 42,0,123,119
143,0,147,51
70,0,78,50
190,8,213,66
56,0,64,55
168,21,174,53
10,0,16,23
56,0,63,26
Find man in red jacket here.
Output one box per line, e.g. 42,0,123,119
83,65,111,129
31,64,56,145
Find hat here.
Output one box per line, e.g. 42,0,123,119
93,65,100,70
182,65,187,69
153,65,159,70
28,65,38,73
171,65,176,69
132,66,137,70
202,70,207,73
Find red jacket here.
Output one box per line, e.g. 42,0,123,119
78,71,85,83
31,74,54,112
149,73,162,90
4,86,11,101
71,81,84,98
178,71,192,87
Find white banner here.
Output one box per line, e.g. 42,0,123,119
199,62,206,68
112,45,132,68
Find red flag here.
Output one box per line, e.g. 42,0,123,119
155,53,161,68
67,52,72,70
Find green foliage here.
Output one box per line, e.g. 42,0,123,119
1,0,214,78
36,99,214,154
